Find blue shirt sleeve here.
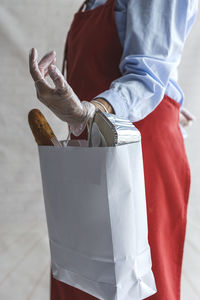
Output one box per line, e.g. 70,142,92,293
94,0,198,122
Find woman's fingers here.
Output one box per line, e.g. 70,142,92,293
48,64,67,90
179,107,196,127
38,51,56,77
44,57,56,77
29,48,43,82
29,48,53,93
180,107,196,122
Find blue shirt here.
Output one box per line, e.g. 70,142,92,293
87,0,199,122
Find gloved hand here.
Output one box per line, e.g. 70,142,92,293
29,48,95,136
179,107,195,127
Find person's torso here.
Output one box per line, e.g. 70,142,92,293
85,0,198,105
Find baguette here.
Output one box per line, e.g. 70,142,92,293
28,109,57,146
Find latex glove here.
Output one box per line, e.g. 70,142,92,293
179,107,195,127
29,48,95,136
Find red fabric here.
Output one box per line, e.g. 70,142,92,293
51,0,191,299
63,0,122,140
134,95,190,300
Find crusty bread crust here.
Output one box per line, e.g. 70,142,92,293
28,109,56,146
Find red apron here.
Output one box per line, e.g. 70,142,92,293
51,0,191,299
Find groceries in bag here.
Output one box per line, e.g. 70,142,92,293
28,109,157,300
89,109,141,147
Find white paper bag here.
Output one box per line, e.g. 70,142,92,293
38,141,157,300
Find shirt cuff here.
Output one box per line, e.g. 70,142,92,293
93,89,130,120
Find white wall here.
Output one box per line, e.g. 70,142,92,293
0,1,199,299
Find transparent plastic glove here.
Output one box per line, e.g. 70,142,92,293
179,107,196,127
29,48,95,136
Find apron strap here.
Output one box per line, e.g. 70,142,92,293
62,0,89,76
62,33,68,77
78,0,89,13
